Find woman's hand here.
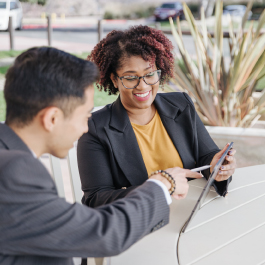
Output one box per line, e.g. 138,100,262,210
210,143,237,182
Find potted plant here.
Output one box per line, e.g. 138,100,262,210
167,0,265,167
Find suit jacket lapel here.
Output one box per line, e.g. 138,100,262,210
0,123,32,154
104,97,148,186
154,94,196,169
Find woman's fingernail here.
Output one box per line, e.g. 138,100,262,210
221,166,225,169
219,171,222,174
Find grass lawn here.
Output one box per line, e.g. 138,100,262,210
0,65,9,76
0,50,24,60
93,85,118,107
0,50,90,60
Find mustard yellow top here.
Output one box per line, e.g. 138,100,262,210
131,110,183,175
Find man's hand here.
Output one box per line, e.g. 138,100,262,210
210,143,237,182
167,167,202,200
150,167,202,200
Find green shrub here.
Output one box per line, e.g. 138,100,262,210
104,11,114,20
0,50,23,59
104,5,156,20
0,66,9,77
135,6,156,18
20,0,46,5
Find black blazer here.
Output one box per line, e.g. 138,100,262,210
78,92,231,207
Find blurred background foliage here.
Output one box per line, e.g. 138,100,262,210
102,1,265,20
168,0,265,127
20,0,47,6
18,0,265,20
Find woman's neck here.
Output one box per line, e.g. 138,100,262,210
126,104,156,125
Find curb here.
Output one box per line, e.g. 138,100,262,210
0,57,15,67
0,79,5,91
22,24,94,29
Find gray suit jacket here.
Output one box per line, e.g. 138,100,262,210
0,123,169,265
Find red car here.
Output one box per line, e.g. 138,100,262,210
154,2,184,22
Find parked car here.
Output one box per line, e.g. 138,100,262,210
0,0,23,31
154,2,184,22
223,5,252,19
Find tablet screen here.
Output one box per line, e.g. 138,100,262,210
182,142,234,233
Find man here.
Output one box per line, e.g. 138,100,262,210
0,47,202,265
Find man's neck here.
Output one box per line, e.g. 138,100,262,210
8,124,46,158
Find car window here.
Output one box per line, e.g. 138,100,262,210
0,2,7,9
161,4,175,8
10,1,19,10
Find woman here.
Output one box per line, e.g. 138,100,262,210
77,25,236,208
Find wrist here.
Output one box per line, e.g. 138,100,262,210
149,174,171,190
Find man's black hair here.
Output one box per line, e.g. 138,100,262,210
4,47,99,126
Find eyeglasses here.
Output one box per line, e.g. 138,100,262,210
116,70,162,89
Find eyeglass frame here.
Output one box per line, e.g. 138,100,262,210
116,69,162,89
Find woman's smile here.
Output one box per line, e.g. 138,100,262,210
133,90,151,101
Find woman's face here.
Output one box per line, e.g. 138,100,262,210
111,56,160,112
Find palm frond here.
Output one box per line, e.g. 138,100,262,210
168,0,265,127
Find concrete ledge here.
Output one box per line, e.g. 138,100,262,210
206,126,265,168
206,126,265,137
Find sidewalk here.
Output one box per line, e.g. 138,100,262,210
0,34,96,53
22,16,130,29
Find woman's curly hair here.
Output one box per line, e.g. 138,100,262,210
88,25,175,95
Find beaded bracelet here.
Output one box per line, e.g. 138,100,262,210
148,170,176,195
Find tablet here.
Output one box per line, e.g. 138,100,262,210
182,142,234,233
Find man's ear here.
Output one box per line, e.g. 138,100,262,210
110,73,118,89
40,107,63,132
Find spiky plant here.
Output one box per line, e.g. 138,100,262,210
167,0,265,127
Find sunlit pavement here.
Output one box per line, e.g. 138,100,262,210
0,79,4,91
0,32,96,53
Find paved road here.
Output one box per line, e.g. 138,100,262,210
0,20,198,54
